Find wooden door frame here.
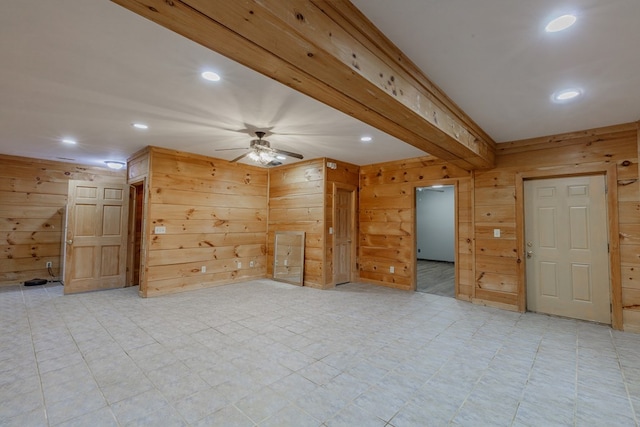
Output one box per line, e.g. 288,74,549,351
126,180,145,288
515,164,622,329
332,183,357,286
412,180,459,296
126,178,148,297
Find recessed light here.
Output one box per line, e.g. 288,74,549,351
201,71,221,82
105,161,125,170
132,123,148,130
360,136,372,142
545,14,577,33
62,138,77,144
552,88,582,102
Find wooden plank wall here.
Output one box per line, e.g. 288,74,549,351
359,156,473,296
325,159,360,287
143,147,268,296
482,123,640,328
267,159,325,288
0,155,125,285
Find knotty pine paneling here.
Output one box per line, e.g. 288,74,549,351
0,154,125,285
359,156,472,296
267,159,325,288
477,122,640,331
143,148,267,296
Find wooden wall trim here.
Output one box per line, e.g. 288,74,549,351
470,172,477,301
111,0,495,169
515,163,623,329
322,159,328,286
498,121,638,152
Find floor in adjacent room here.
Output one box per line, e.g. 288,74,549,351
1,279,639,426
416,259,455,298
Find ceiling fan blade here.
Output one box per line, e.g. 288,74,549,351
272,148,304,159
215,147,248,151
230,152,251,163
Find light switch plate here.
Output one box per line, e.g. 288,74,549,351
155,226,166,234
494,229,501,238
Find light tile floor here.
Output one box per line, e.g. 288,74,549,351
1,279,639,426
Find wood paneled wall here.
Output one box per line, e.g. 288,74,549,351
480,123,640,329
359,157,473,297
0,155,125,285
325,159,360,287
267,159,325,288
142,147,268,296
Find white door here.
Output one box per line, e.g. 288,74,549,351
64,180,129,294
525,175,610,324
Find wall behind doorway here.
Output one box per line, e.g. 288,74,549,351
0,154,126,285
416,186,455,262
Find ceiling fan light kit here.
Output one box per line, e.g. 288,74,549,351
248,150,275,165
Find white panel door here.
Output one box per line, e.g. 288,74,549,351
524,175,610,323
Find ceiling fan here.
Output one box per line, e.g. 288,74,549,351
216,131,304,166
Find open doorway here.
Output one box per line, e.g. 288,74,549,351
415,185,455,297
127,181,144,287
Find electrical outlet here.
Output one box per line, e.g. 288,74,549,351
201,266,206,273
46,261,52,268
390,266,395,274
249,260,255,268
237,261,242,269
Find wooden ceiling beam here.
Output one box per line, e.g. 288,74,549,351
112,0,496,170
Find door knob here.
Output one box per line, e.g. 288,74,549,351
66,240,73,245
526,250,533,258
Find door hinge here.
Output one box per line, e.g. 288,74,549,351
608,243,610,253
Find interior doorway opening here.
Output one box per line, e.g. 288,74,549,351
127,181,144,287
415,185,455,297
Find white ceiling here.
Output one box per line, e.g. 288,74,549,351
1,1,639,169
353,0,640,142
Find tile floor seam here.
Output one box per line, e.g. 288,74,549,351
21,284,50,427
610,328,640,426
